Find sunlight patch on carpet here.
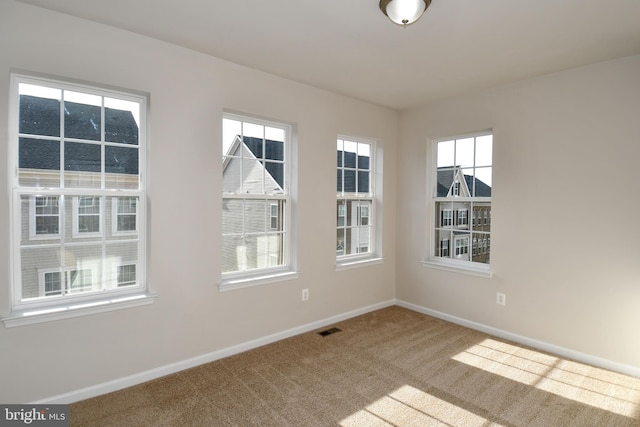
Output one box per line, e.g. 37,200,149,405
452,338,640,418
339,384,493,427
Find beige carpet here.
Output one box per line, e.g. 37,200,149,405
71,306,640,426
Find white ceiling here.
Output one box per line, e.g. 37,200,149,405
16,0,640,110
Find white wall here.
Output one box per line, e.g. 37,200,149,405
397,54,640,369
0,1,397,403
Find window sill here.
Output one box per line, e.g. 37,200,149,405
220,270,299,292
2,292,156,328
336,256,383,271
421,258,493,278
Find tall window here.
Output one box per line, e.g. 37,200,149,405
337,137,375,259
222,114,291,278
433,132,492,266
10,74,146,311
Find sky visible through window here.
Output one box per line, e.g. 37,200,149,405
437,135,492,187
222,118,285,156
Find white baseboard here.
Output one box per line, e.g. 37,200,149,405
396,299,640,379
34,299,396,404
37,298,639,404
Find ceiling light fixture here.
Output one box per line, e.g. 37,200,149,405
379,0,431,27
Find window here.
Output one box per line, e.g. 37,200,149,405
39,268,92,296
43,271,62,296
269,203,279,230
117,264,137,287
222,113,294,283
430,132,492,270
359,205,369,226
337,203,346,227
30,196,60,238
439,239,449,257
72,196,101,236
113,196,137,234
457,209,468,226
8,74,148,323
337,137,377,261
441,209,452,227
454,236,469,257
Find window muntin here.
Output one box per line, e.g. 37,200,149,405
222,114,291,277
11,75,146,308
337,138,376,260
433,133,492,266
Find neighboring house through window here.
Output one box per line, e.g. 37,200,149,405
430,132,492,270
7,74,148,323
336,137,378,261
222,113,294,286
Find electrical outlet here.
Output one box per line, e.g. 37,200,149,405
496,292,506,306
302,288,309,301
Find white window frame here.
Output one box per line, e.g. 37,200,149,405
336,136,382,270
423,130,493,278
4,73,154,327
221,112,298,290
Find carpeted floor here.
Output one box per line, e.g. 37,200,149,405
70,306,640,426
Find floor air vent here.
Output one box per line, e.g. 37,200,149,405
318,327,342,337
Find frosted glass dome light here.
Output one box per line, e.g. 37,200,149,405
379,0,431,27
